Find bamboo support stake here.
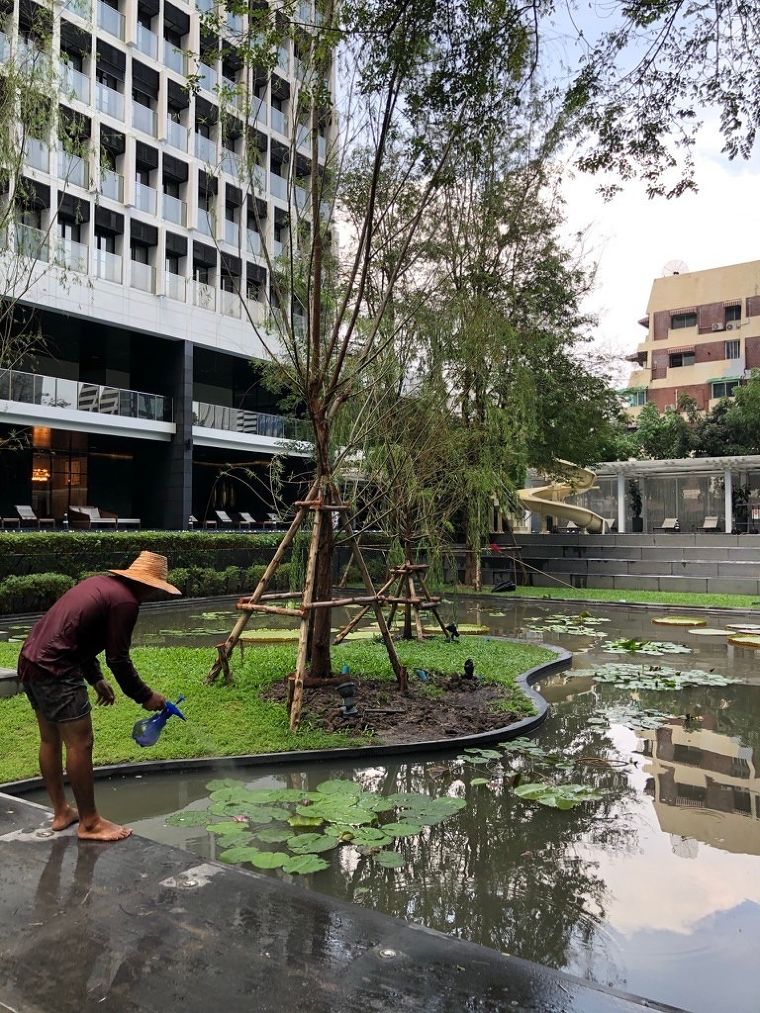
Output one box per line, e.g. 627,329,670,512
409,572,425,640
418,572,448,636
290,506,323,731
333,573,397,643
241,604,305,618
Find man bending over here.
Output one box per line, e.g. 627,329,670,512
18,551,181,842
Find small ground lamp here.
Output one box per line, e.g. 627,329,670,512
337,681,358,716
463,659,475,680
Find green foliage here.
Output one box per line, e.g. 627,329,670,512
571,662,733,691
513,782,603,809
0,573,75,614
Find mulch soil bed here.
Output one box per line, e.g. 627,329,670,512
264,672,521,745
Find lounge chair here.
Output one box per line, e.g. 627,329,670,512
214,510,237,529
1,516,21,530
68,507,118,530
15,505,55,529
659,517,680,532
702,516,720,531
237,511,256,530
265,512,286,529
189,514,217,529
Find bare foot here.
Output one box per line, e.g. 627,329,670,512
78,817,133,842
51,805,79,831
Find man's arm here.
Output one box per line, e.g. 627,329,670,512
104,601,154,704
81,656,104,688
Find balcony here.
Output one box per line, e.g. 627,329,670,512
166,117,188,152
318,135,326,161
298,2,312,23
296,124,309,149
0,32,8,63
196,210,214,237
54,238,89,274
277,47,290,74
24,136,50,172
130,260,155,293
60,62,90,104
93,248,122,283
193,401,307,441
196,0,213,11
62,0,91,16
273,238,283,257
58,150,89,189
100,168,124,201
194,132,216,162
252,100,268,127
135,23,158,60
15,223,49,263
192,280,216,311
164,42,187,75
246,229,261,256
220,289,241,318
17,38,49,71
97,1,125,40
134,181,157,215
165,273,186,301
225,12,245,33
224,219,239,246
294,185,308,211
198,62,218,92
221,149,240,176
0,370,171,422
270,172,287,200
163,192,187,227
271,107,288,136
96,81,124,120
253,165,266,192
132,102,157,137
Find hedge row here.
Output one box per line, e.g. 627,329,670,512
0,530,285,581
0,563,295,617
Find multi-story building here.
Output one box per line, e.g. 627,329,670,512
0,0,327,528
622,260,760,418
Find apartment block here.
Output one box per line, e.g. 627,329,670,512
622,260,760,418
0,0,328,528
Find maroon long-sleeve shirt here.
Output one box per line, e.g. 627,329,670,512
19,574,152,703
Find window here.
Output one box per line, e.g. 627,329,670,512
669,352,695,368
96,69,118,90
131,244,149,264
225,204,236,222
95,232,115,253
726,304,741,323
711,380,740,399
163,180,180,198
166,254,180,275
671,312,697,329
135,166,151,185
194,265,210,284
59,220,81,242
132,90,152,108
725,339,740,359
625,390,646,407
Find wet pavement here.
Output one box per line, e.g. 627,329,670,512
0,793,683,1013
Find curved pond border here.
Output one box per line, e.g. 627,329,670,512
1,641,571,795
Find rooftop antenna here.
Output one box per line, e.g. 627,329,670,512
662,259,689,277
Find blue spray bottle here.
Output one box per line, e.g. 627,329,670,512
131,695,187,748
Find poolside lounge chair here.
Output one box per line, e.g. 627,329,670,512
189,515,217,529
237,511,256,530
659,517,680,532
214,510,237,529
68,507,118,530
2,516,21,530
702,516,720,531
15,505,55,529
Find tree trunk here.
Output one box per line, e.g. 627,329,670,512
308,505,334,678
402,523,413,639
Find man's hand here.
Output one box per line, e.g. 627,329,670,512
94,680,116,706
142,691,167,711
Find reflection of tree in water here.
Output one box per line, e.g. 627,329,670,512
304,689,639,973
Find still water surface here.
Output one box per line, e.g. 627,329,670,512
30,597,760,1011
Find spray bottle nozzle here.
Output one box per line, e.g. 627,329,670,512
131,695,187,748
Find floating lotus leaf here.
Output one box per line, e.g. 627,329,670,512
728,634,760,649
282,854,330,875
652,616,706,627
471,778,491,786
166,810,218,828
254,828,293,844
726,623,760,632
286,833,339,854
264,789,317,803
218,846,262,864
315,779,363,796
247,851,290,869
297,800,376,826
381,821,423,838
245,805,291,821
205,778,242,792
376,851,405,868
571,662,732,690
288,814,325,828
514,782,603,809
358,794,396,813
603,639,691,656
423,623,488,634
207,821,248,835
687,628,729,636
348,827,392,847
464,748,502,760
215,830,254,848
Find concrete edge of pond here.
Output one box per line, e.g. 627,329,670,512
505,593,760,614
0,644,571,795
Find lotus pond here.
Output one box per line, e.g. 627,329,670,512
21,596,760,1012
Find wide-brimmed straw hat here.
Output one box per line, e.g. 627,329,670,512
109,551,181,596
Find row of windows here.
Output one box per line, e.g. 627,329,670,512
671,305,741,330
623,381,740,407
668,340,740,369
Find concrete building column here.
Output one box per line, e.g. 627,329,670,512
617,473,626,533
725,468,733,534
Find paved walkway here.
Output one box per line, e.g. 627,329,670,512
0,793,683,1013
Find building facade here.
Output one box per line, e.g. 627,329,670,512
622,260,760,418
0,0,326,528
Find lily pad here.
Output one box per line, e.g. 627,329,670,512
471,778,491,786
381,821,424,838
281,854,330,875
376,851,405,869
652,616,706,627
247,851,290,869
687,628,729,636
286,833,339,854
726,623,760,632
205,778,242,792
207,821,248,835
728,634,760,649
288,814,325,828
218,846,262,865
166,809,217,828
348,827,393,847
254,828,293,844
315,779,363,797
514,782,603,809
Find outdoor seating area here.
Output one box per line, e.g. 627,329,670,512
68,507,141,531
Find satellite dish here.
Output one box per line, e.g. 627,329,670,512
662,259,689,277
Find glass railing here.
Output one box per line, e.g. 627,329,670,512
277,47,290,74
60,63,90,104
220,289,241,317
165,273,186,301
271,107,288,135
253,164,267,192
226,12,245,33
246,229,261,256
166,117,188,151
196,0,213,11
97,1,125,40
17,37,49,70
273,238,283,257
15,223,49,262
135,23,158,60
198,62,217,92
252,100,268,127
296,124,309,149
298,2,312,23
194,132,216,162
24,136,49,172
294,58,307,82
63,0,91,16
318,135,326,160
54,238,88,274
93,248,122,283
130,260,155,293
58,150,89,189
134,181,157,214
192,401,308,441
224,219,239,246
196,210,214,237
221,149,240,176
132,102,157,137
0,369,170,421
0,32,8,63
96,81,124,119
100,168,123,201
192,280,216,310
270,172,287,200
320,200,331,220
163,192,187,226
164,42,187,75
294,185,308,211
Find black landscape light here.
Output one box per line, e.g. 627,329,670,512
337,681,358,716
463,659,475,680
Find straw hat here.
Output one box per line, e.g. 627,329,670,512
109,551,182,596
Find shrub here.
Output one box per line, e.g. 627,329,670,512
0,573,76,615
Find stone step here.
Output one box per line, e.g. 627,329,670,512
524,571,760,595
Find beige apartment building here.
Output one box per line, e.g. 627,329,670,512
623,260,760,416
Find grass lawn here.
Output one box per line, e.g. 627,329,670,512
0,637,552,785
452,585,760,610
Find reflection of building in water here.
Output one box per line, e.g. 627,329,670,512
640,717,760,856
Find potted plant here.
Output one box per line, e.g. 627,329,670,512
628,480,644,532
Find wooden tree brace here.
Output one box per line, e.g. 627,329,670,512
239,604,305,617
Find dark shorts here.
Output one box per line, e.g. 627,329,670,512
18,658,91,724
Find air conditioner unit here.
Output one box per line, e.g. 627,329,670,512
711,323,723,332
725,321,739,330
